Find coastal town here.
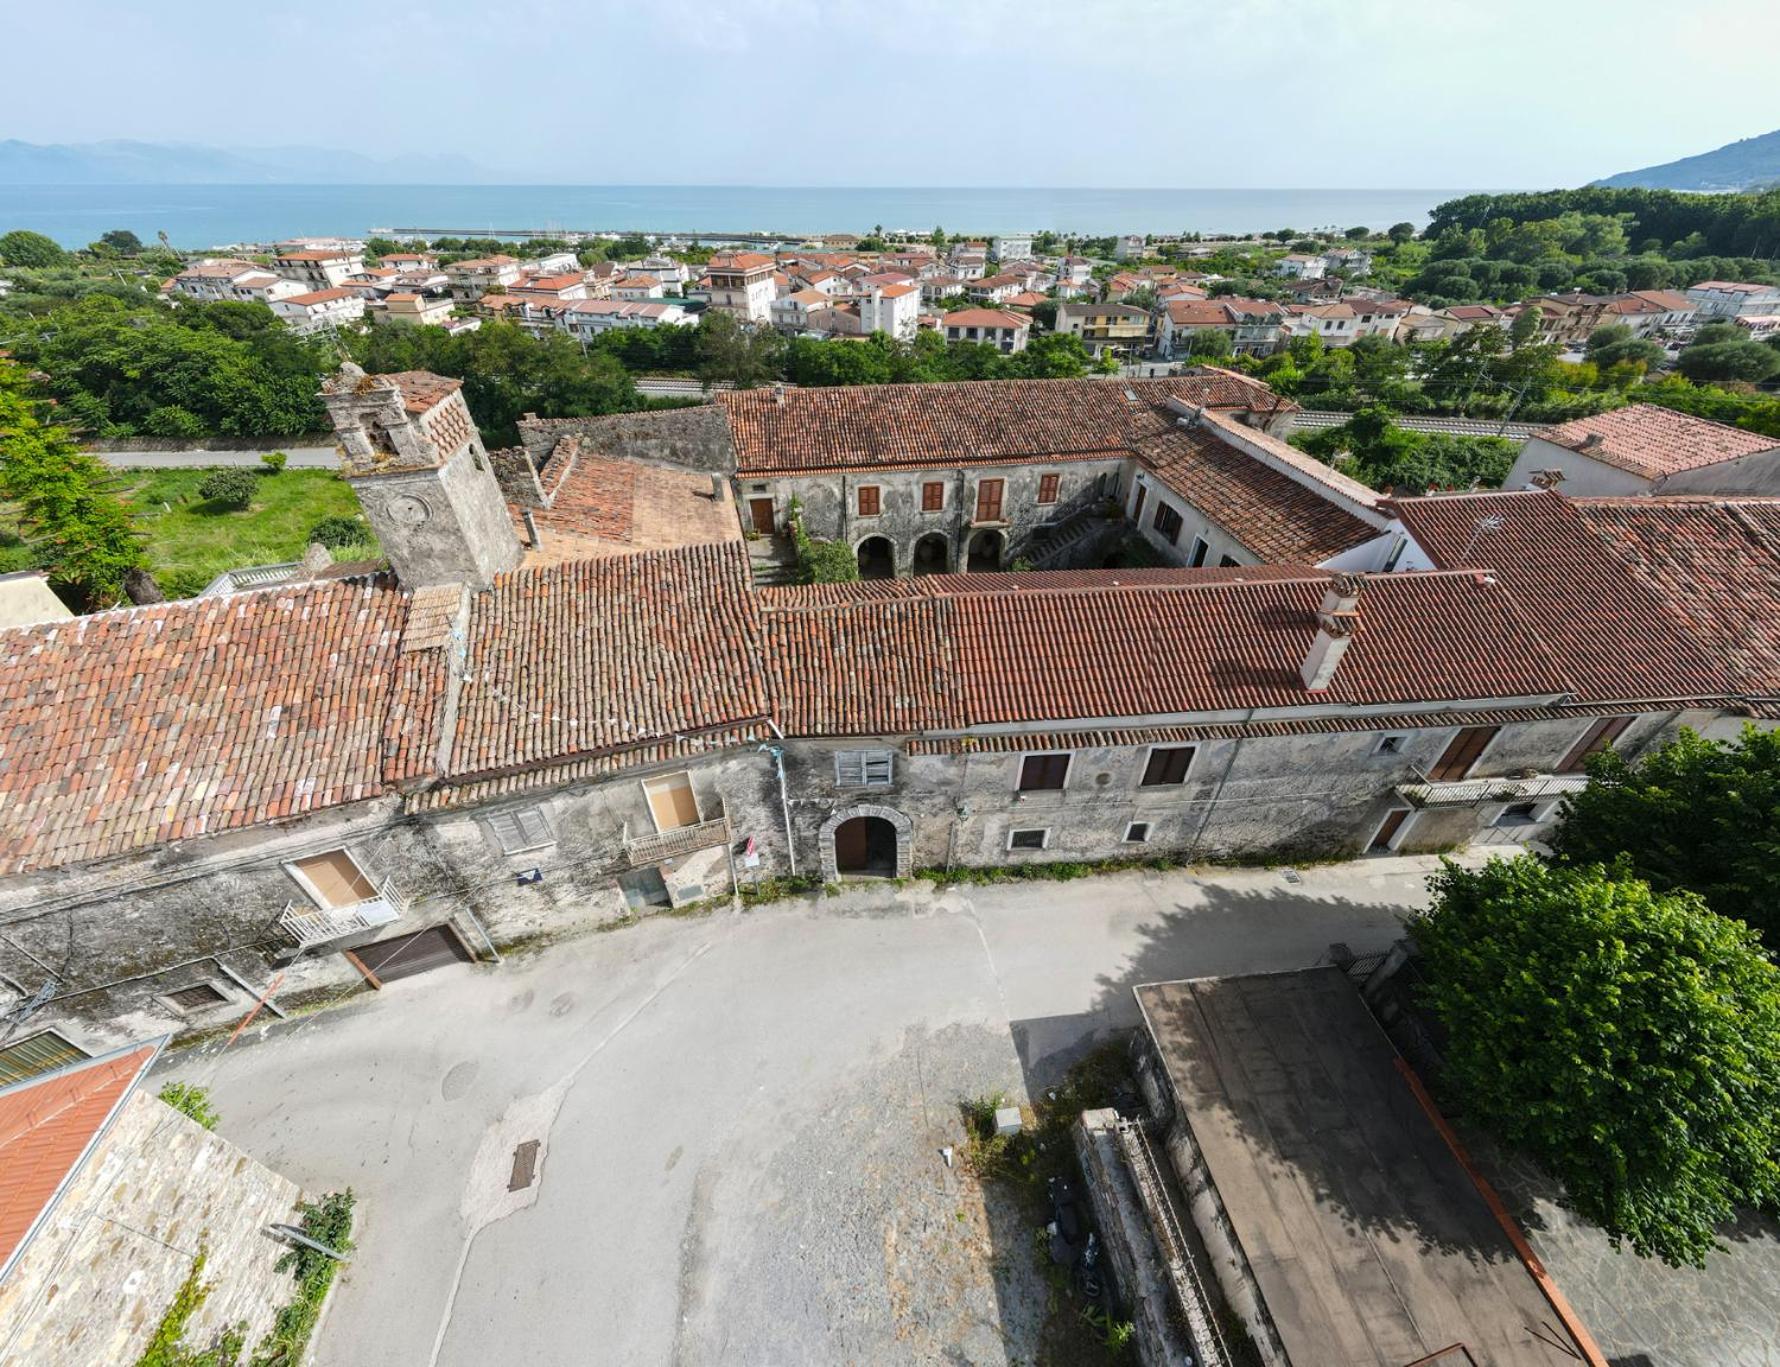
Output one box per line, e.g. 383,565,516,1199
4,148,1780,1367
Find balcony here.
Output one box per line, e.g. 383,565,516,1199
623,815,731,867
277,876,409,947
1394,772,1587,810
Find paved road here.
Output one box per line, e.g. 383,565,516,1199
159,857,1455,1366
92,445,339,469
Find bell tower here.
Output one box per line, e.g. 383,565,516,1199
321,364,521,589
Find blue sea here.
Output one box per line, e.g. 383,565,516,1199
0,184,1480,250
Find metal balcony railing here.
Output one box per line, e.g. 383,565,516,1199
1395,772,1587,810
623,815,730,867
277,875,409,947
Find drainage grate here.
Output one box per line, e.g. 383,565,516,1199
508,1139,541,1192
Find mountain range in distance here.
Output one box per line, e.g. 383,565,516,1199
1594,127,1780,192
0,139,493,185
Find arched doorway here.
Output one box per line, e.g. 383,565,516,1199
856,535,895,579
832,815,898,876
967,529,1003,573
912,533,950,575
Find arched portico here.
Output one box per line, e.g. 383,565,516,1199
818,803,914,880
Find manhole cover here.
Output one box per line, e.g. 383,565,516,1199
508,1139,541,1191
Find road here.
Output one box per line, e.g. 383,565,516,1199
92,445,339,469
158,855,1459,1366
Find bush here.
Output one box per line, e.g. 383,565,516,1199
306,514,370,550
142,405,207,439
260,450,288,474
157,1082,219,1130
196,468,258,510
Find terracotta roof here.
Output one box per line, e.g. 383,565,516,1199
281,287,357,305
276,249,357,262
1530,403,1778,480
446,544,770,780
1166,297,1283,326
757,564,1319,608
1690,280,1777,294
759,569,1568,736
383,371,464,414
0,579,423,874
720,373,1287,476
509,448,739,564
1392,489,1740,705
0,1043,160,1280
709,252,775,272
944,308,1030,331
1575,497,1780,697
1136,425,1382,563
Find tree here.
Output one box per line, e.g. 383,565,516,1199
1678,339,1780,384
100,228,144,255
1387,221,1416,244
1413,856,1780,1267
1185,329,1234,360
1550,725,1780,942
1584,323,1663,372
197,467,258,509
1344,225,1371,240
0,358,145,608
696,310,785,389
0,229,68,268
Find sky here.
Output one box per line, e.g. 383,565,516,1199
9,0,1780,188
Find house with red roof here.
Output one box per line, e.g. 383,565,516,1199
1507,403,1780,496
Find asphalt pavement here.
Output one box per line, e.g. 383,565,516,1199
159,855,1456,1366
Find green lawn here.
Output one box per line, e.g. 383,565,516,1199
119,467,380,597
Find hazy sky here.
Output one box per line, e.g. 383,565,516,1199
11,0,1780,187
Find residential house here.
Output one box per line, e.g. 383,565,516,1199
626,256,690,289
1685,279,1780,318
1058,256,1094,286
378,292,456,327
1053,301,1152,358
967,272,1028,304
771,288,835,334
614,274,666,301
1156,297,1286,358
1271,253,1326,280
525,251,581,275
271,248,364,289
948,245,987,279
170,259,303,305
920,275,969,304
1736,314,1780,341
785,265,844,295
1505,403,1780,496
1283,298,1410,347
270,287,366,333
379,251,439,271
880,250,939,277
274,235,364,255
943,308,1030,353
556,298,692,341
1523,292,1615,347
1601,289,1696,337
991,233,1033,261
1321,246,1373,276
857,282,921,340
706,251,777,321
1113,234,1146,261
512,271,593,303
446,254,524,301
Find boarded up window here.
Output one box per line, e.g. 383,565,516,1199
922,481,945,512
1009,829,1048,850
1019,753,1070,791
644,772,700,830
857,485,881,516
290,850,376,909
1152,503,1184,545
1037,473,1060,505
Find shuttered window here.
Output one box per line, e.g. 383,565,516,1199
488,806,556,854
1019,753,1071,791
1429,726,1499,782
1132,486,1147,522
835,750,895,787
1152,504,1184,544
0,1030,88,1087
1558,716,1631,774
922,481,945,512
857,485,881,516
975,479,1004,522
1037,474,1060,505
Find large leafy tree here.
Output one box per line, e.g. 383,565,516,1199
0,229,67,268
1415,856,1780,1267
1550,726,1780,943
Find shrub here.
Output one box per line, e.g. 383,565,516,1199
196,468,257,510
307,514,370,550
142,405,206,439
157,1081,219,1130
260,450,288,474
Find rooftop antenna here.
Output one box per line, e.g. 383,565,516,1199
1457,514,1505,565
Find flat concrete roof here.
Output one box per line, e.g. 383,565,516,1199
1135,968,1588,1367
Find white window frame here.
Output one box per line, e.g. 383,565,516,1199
1139,744,1196,788
1123,821,1151,844
283,848,378,912
487,805,557,855
1007,827,1051,852
834,750,895,788
1373,734,1408,756
1017,751,1073,793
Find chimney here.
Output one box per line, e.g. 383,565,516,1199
1301,573,1363,692
771,382,787,405
522,509,542,549
1529,467,1568,491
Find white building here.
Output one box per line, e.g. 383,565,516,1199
627,256,689,289
990,233,1033,262
1504,404,1780,497
857,282,921,340
171,260,305,305
967,272,1026,304
1321,247,1374,277
556,298,691,341
706,252,777,322
270,287,366,334
1113,235,1146,261
1272,253,1327,280
942,307,1030,353
447,255,524,301
614,274,665,301
271,249,364,289
1283,300,1407,346
1685,279,1780,318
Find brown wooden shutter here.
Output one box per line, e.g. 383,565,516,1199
976,478,1004,522
1429,726,1498,782
1558,716,1631,773
1037,473,1060,505
1142,746,1196,786
922,481,944,511
857,485,880,516
1019,753,1069,790
1132,486,1147,522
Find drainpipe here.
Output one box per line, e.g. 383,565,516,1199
760,740,797,876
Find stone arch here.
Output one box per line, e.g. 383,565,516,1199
854,534,896,579
912,532,951,575
967,528,1004,572
819,803,914,880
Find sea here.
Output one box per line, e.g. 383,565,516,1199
0,184,1481,251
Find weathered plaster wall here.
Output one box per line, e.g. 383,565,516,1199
516,407,735,474
0,1090,303,1367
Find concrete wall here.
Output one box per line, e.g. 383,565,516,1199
0,1090,303,1367
516,406,735,474
1503,439,1652,496
1662,448,1780,496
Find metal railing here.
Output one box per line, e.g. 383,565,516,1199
622,815,730,867
1395,772,1587,810
276,875,409,947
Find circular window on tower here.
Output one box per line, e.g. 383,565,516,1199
389,494,432,526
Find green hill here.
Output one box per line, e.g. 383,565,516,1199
1595,129,1780,192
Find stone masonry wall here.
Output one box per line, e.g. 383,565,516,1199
0,1089,303,1367
516,406,735,474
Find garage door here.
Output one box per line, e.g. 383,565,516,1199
352,925,474,983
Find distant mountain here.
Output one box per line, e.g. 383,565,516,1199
0,139,493,185
1594,129,1780,192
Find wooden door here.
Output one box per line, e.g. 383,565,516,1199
749,498,776,535
975,479,1004,522
1429,726,1498,782
644,772,700,830
1132,487,1147,523
834,818,869,873
292,850,376,909
1370,809,1409,851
